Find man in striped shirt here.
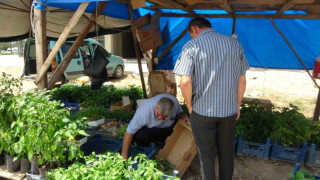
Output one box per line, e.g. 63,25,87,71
173,18,249,180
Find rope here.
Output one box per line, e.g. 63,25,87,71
269,16,320,89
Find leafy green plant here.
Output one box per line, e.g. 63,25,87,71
271,105,311,147
117,124,128,139
289,170,316,180
76,106,105,121
105,109,134,123
1,90,88,167
46,152,180,180
236,102,274,143
50,84,143,108
309,121,320,148
155,157,176,176
0,72,22,96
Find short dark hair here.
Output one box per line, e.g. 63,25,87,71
188,17,212,31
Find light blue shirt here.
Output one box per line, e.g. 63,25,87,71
126,94,183,134
173,28,249,118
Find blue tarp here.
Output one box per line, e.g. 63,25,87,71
40,1,320,70
153,10,320,70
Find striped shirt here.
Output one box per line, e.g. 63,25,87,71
173,28,249,117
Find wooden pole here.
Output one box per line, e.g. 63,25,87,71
34,7,48,89
128,4,147,98
158,26,189,61
47,2,108,89
232,16,236,35
314,90,320,121
269,16,320,121
35,2,89,85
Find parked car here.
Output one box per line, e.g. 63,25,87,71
24,38,125,81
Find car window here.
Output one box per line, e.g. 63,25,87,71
79,42,92,59
29,44,36,58
60,43,80,58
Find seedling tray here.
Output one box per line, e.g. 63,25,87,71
81,134,122,156
236,136,271,160
270,140,308,164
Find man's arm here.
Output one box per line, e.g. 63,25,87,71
237,75,247,120
121,131,133,159
180,75,193,114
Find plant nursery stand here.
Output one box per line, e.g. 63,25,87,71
0,165,26,180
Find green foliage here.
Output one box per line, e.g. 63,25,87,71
271,105,312,147
76,106,105,121
309,121,320,147
236,102,312,147
46,153,180,180
105,109,134,123
155,157,176,176
117,124,128,139
236,102,274,143
0,87,88,166
289,170,316,180
0,72,22,96
49,84,91,103
181,104,189,116
50,84,143,108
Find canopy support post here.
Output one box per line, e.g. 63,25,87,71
34,7,48,90
128,4,147,98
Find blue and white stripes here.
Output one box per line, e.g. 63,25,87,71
174,28,249,118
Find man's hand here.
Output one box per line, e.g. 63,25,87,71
236,109,240,120
177,113,190,122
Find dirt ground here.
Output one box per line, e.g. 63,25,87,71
1,56,320,179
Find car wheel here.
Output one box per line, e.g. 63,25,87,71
113,66,123,79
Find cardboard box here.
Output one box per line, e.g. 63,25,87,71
139,29,162,52
186,0,203,5
110,101,133,111
131,0,146,9
134,13,151,29
158,120,197,178
150,11,162,31
137,24,154,42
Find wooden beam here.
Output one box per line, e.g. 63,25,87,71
34,7,48,89
227,0,315,5
128,3,147,98
158,26,189,61
35,2,89,85
232,16,236,34
48,2,108,89
161,13,320,19
215,0,233,13
269,16,320,93
277,0,299,14
147,0,195,14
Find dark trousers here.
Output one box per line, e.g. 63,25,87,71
132,126,174,147
190,111,237,180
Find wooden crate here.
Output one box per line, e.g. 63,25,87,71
158,120,197,178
